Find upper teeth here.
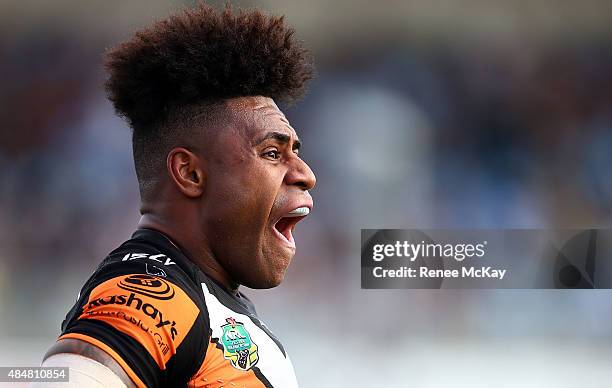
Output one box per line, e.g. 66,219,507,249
287,207,310,217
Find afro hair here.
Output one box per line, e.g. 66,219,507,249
105,3,314,132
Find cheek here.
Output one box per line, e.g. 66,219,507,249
235,167,279,221
205,162,281,242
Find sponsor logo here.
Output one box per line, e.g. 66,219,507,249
117,274,175,300
220,317,259,371
79,274,199,367
85,290,179,341
121,252,176,266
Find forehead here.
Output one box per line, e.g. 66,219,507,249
226,96,298,141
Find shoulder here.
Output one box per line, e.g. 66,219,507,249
80,232,205,307
59,234,210,387
71,236,207,323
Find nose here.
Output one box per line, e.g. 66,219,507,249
285,155,316,191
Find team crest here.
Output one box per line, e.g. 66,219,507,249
220,317,259,370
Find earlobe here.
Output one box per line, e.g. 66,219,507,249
167,147,206,198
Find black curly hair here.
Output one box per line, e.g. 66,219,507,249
104,3,314,197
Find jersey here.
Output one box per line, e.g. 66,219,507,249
58,228,298,387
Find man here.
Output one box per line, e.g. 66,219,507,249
40,4,316,387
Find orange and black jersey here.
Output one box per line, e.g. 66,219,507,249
59,228,298,387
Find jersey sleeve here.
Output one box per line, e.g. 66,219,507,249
58,252,208,387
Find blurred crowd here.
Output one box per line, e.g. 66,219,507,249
1,1,612,384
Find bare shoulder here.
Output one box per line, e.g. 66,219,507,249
44,338,137,388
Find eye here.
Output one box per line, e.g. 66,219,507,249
263,149,281,160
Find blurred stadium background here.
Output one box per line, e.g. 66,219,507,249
2,0,612,386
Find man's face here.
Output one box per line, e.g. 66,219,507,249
200,96,316,288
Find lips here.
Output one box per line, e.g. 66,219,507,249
271,202,312,249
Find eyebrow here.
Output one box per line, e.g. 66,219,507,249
254,131,301,150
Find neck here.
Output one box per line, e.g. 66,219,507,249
137,210,240,294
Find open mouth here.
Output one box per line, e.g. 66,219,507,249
272,206,310,248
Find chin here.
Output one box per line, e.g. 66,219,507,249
237,245,294,288
242,268,286,289
241,259,290,289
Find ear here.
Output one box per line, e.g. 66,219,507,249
166,147,205,198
